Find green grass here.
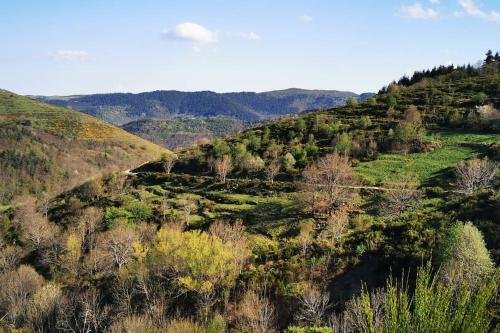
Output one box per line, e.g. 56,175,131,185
354,130,499,185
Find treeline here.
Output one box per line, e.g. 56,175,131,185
381,50,500,92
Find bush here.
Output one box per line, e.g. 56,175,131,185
122,200,152,222
437,222,494,287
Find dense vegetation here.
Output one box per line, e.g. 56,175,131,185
0,53,498,332
121,116,256,150
0,90,167,205
36,89,370,125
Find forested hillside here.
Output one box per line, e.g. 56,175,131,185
121,116,256,150
36,89,369,125
0,90,167,205
0,55,498,333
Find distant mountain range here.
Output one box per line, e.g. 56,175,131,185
35,89,374,125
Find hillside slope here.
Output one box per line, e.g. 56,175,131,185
35,88,372,125
1,56,498,333
0,89,167,204
121,116,253,150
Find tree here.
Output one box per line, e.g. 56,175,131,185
382,175,422,217
0,265,44,325
484,49,494,64
298,220,314,256
455,158,497,194
209,219,250,273
265,159,281,184
212,138,231,158
263,142,283,183
335,133,351,155
358,116,372,129
264,142,283,161
296,283,330,326
391,107,426,153
346,97,358,107
152,229,243,319
26,282,63,333
472,92,488,105
215,155,232,183
177,195,198,227
438,222,494,288
14,204,58,251
161,152,178,174
80,179,103,202
282,153,296,171
240,152,265,174
100,226,139,269
237,289,276,333
404,105,422,127
61,232,82,276
300,154,357,218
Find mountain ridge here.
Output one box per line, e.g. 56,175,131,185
34,88,374,125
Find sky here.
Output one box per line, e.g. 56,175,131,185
1,0,500,96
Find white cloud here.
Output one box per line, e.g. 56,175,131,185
399,2,439,19
429,0,440,4
51,50,91,62
163,22,218,46
457,0,500,22
235,32,262,41
298,15,313,22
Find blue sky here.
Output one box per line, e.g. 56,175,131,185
1,0,499,95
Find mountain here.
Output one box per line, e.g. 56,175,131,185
0,89,167,204
35,88,373,125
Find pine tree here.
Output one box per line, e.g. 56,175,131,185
484,50,494,64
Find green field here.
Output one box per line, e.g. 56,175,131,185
354,130,499,185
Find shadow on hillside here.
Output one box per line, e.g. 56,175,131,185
244,200,303,237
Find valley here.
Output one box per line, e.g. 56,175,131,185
0,53,499,332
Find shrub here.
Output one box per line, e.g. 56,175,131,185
122,200,152,222
437,222,494,288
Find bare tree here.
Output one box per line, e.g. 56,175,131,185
161,153,178,174
14,204,59,251
99,226,139,269
323,205,350,247
265,159,280,184
215,154,232,183
176,195,198,228
209,219,250,273
296,284,330,326
300,154,358,218
382,175,422,217
237,289,276,333
78,207,103,253
57,289,110,333
298,221,314,256
301,164,321,217
455,158,497,194
160,194,170,224
0,265,44,325
209,219,246,244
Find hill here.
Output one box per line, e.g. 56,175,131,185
0,89,167,204
35,88,372,125
0,55,498,332
121,116,255,150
